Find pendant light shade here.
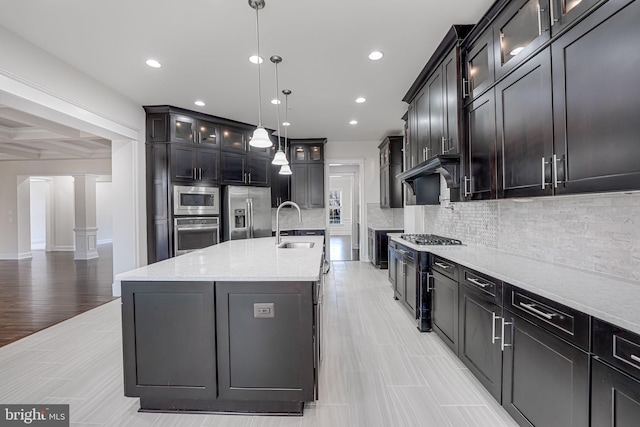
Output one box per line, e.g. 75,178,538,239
272,149,288,165
279,164,292,175
249,0,273,149
250,126,272,148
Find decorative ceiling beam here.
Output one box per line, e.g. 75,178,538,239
0,145,40,159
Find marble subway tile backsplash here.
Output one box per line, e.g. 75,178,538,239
271,208,326,230
423,189,640,282
367,203,404,229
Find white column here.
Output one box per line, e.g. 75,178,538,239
73,174,99,260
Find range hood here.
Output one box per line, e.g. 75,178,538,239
397,154,461,195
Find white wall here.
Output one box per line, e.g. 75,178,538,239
0,160,110,258
29,179,47,248
325,141,379,203
0,24,147,293
51,176,75,251
96,180,113,243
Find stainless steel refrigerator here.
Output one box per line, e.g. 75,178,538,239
222,186,272,241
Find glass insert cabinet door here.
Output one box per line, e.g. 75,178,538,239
495,0,551,77
221,127,246,151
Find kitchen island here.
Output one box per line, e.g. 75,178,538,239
116,236,325,415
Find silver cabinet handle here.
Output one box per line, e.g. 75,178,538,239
492,312,501,344
550,0,557,23
468,277,489,288
441,136,447,154
461,78,470,98
553,154,566,187
519,302,557,320
631,355,640,364
434,262,450,269
248,172,252,184
541,157,550,189
426,273,434,292
501,318,513,351
537,3,543,36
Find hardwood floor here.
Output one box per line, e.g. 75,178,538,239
329,235,359,261
0,244,115,347
0,261,517,426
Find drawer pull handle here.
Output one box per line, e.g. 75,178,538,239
468,277,489,288
435,262,450,269
631,355,640,364
519,302,557,320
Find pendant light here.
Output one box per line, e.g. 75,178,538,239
271,55,288,165
248,0,272,148
279,89,293,175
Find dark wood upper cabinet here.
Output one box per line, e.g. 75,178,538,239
220,126,246,152
415,87,430,163
378,136,404,208
443,49,460,155
464,29,495,100
550,0,604,35
496,48,554,198
493,0,551,78
552,0,640,195
465,91,497,200
290,140,324,164
289,139,326,209
427,69,445,158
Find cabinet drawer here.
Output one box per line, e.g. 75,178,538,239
460,267,502,303
504,284,590,350
593,319,640,381
431,256,458,281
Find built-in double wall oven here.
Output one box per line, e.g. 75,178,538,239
173,185,220,256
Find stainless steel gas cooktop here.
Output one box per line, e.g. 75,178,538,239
400,234,463,246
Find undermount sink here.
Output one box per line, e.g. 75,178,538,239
278,242,315,249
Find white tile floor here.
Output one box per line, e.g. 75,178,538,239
0,261,518,426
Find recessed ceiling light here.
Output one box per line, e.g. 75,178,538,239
194,100,205,107
249,55,263,64
271,99,281,105
368,51,384,61
145,59,161,68
349,120,358,125
356,97,366,103
282,122,291,127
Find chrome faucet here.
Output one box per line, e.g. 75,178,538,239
276,201,302,245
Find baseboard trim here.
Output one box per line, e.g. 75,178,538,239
51,245,75,252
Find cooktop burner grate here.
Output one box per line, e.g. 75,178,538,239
400,234,463,246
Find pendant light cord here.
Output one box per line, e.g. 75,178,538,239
255,7,263,127
284,92,288,153
274,62,282,151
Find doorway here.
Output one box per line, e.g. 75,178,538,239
328,164,361,261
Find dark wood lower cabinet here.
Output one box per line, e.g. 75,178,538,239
121,281,217,400
591,358,640,427
458,284,503,401
121,279,317,413
216,281,314,402
431,271,458,355
501,310,590,427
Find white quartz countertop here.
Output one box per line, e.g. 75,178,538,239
116,236,324,283
389,234,640,335
368,227,404,232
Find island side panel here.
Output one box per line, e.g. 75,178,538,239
216,281,315,403
121,280,217,401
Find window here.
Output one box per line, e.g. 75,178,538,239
329,190,342,224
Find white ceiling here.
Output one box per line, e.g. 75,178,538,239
0,105,111,161
0,0,493,144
